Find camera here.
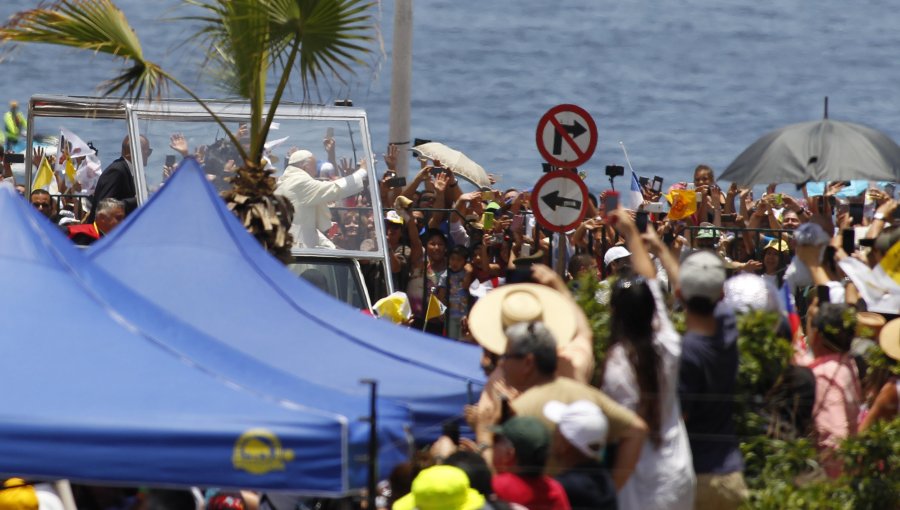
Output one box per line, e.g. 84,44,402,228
604,165,625,178
386,176,406,188
3,152,24,164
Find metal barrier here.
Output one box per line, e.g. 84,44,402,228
682,225,794,284
47,193,91,222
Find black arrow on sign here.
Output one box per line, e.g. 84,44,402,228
541,190,582,211
552,119,588,155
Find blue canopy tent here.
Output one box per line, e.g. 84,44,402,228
0,183,408,494
90,159,485,440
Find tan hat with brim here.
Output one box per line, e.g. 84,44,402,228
857,311,887,338
468,283,576,355
879,318,900,361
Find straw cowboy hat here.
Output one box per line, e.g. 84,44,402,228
468,283,576,355
879,318,900,361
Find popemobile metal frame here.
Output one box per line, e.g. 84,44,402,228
25,95,394,308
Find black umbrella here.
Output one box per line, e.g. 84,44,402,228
721,102,900,185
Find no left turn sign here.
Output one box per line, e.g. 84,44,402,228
535,104,598,168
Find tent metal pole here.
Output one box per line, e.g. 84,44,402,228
361,379,378,510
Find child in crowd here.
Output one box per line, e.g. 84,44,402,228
446,245,474,340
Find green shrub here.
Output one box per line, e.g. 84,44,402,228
571,273,611,385
571,277,899,509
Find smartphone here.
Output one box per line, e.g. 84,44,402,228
386,176,406,188
604,191,620,212
849,203,864,225
635,211,649,233
721,213,737,222
817,285,831,304
652,176,664,193
524,213,534,239
326,127,334,139
444,422,461,446
431,166,448,176
481,211,494,230
511,214,524,232
841,228,855,255
837,180,852,187
165,154,176,167
604,165,624,178
482,190,495,202
4,153,24,164
639,176,650,187
859,238,876,248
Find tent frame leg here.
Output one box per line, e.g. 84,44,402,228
360,379,378,510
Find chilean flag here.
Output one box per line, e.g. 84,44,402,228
780,284,804,352
621,171,645,210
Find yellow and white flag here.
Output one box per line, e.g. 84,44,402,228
373,291,413,324
424,293,447,321
32,156,55,190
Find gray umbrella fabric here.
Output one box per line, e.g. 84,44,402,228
721,119,900,185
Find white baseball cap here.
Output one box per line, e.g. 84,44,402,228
603,246,631,268
679,250,726,302
543,400,608,460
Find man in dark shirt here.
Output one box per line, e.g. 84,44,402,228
676,250,747,509
87,135,151,222
544,400,617,510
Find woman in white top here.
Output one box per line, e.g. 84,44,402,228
601,209,696,510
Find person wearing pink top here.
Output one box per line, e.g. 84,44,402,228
805,301,863,477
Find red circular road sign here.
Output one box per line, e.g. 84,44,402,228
531,170,590,233
535,104,598,168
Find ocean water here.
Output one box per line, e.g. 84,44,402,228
1,0,899,193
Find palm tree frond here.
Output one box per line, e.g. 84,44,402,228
267,0,376,98
0,0,173,101
1,0,145,60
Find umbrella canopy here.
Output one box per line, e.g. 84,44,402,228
720,119,900,185
0,182,406,494
90,159,485,440
412,142,491,188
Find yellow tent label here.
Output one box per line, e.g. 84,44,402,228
233,428,294,475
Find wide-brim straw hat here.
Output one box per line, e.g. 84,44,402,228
879,318,900,361
856,311,887,339
468,283,576,355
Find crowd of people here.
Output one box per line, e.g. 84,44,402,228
7,125,900,510
341,151,900,510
